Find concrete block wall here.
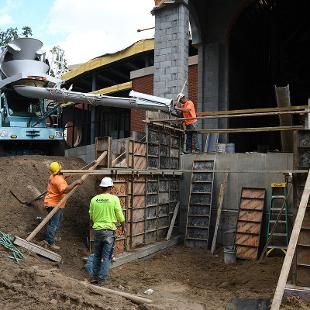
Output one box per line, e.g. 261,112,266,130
153,0,189,99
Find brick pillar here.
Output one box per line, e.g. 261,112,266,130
153,0,189,99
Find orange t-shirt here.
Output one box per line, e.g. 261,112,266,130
182,100,197,125
44,175,68,208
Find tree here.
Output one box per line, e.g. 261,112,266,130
0,26,33,46
49,46,68,78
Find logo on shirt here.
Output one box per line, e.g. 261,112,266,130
96,198,110,203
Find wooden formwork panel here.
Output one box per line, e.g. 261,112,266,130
299,229,310,245
128,140,147,169
240,199,265,210
132,222,145,235
296,265,310,286
235,234,260,247
115,238,125,254
158,205,169,217
145,231,157,244
236,246,258,260
235,188,265,260
128,156,147,169
130,208,145,222
132,234,144,247
238,210,263,223
237,222,261,234
133,180,145,195
147,124,181,170
111,176,128,253
132,196,145,208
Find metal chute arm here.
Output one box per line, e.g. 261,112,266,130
13,85,172,112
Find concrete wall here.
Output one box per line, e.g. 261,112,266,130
65,144,96,163
180,152,293,247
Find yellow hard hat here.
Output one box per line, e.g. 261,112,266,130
49,161,62,175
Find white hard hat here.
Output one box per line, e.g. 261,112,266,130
99,177,113,187
176,93,185,103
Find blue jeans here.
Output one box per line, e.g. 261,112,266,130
186,123,200,152
46,207,63,245
93,229,115,282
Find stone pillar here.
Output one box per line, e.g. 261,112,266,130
153,0,189,100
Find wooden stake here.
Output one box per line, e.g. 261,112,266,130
271,170,310,310
211,173,228,254
166,202,180,240
25,151,107,242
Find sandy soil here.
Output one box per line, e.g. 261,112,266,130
0,155,309,309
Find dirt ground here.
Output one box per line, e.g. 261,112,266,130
0,155,310,309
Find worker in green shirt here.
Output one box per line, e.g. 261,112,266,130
89,177,125,285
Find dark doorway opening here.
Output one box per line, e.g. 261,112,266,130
229,0,310,152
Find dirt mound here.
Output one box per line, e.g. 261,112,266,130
0,258,137,309
0,155,97,275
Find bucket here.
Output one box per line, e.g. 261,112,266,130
226,143,235,153
224,247,236,265
216,143,226,153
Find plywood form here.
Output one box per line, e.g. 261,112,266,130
235,187,266,260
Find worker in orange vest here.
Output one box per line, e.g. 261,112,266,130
175,93,200,153
43,161,83,250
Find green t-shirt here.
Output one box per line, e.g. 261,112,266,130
89,193,125,230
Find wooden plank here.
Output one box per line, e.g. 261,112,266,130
166,202,180,240
14,236,61,262
196,126,303,134
271,171,310,310
211,172,228,254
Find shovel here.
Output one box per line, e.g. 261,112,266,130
13,153,107,262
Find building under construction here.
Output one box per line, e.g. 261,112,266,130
1,1,310,309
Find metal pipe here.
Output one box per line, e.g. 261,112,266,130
14,86,172,112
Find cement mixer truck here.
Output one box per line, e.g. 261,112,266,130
0,38,172,155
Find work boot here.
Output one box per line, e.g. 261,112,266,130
90,278,98,285
97,280,106,287
49,243,60,250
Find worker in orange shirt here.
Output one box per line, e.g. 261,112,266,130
43,161,83,250
175,93,200,153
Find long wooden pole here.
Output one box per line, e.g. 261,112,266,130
26,151,107,242
271,170,310,310
211,173,228,254
193,125,303,134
